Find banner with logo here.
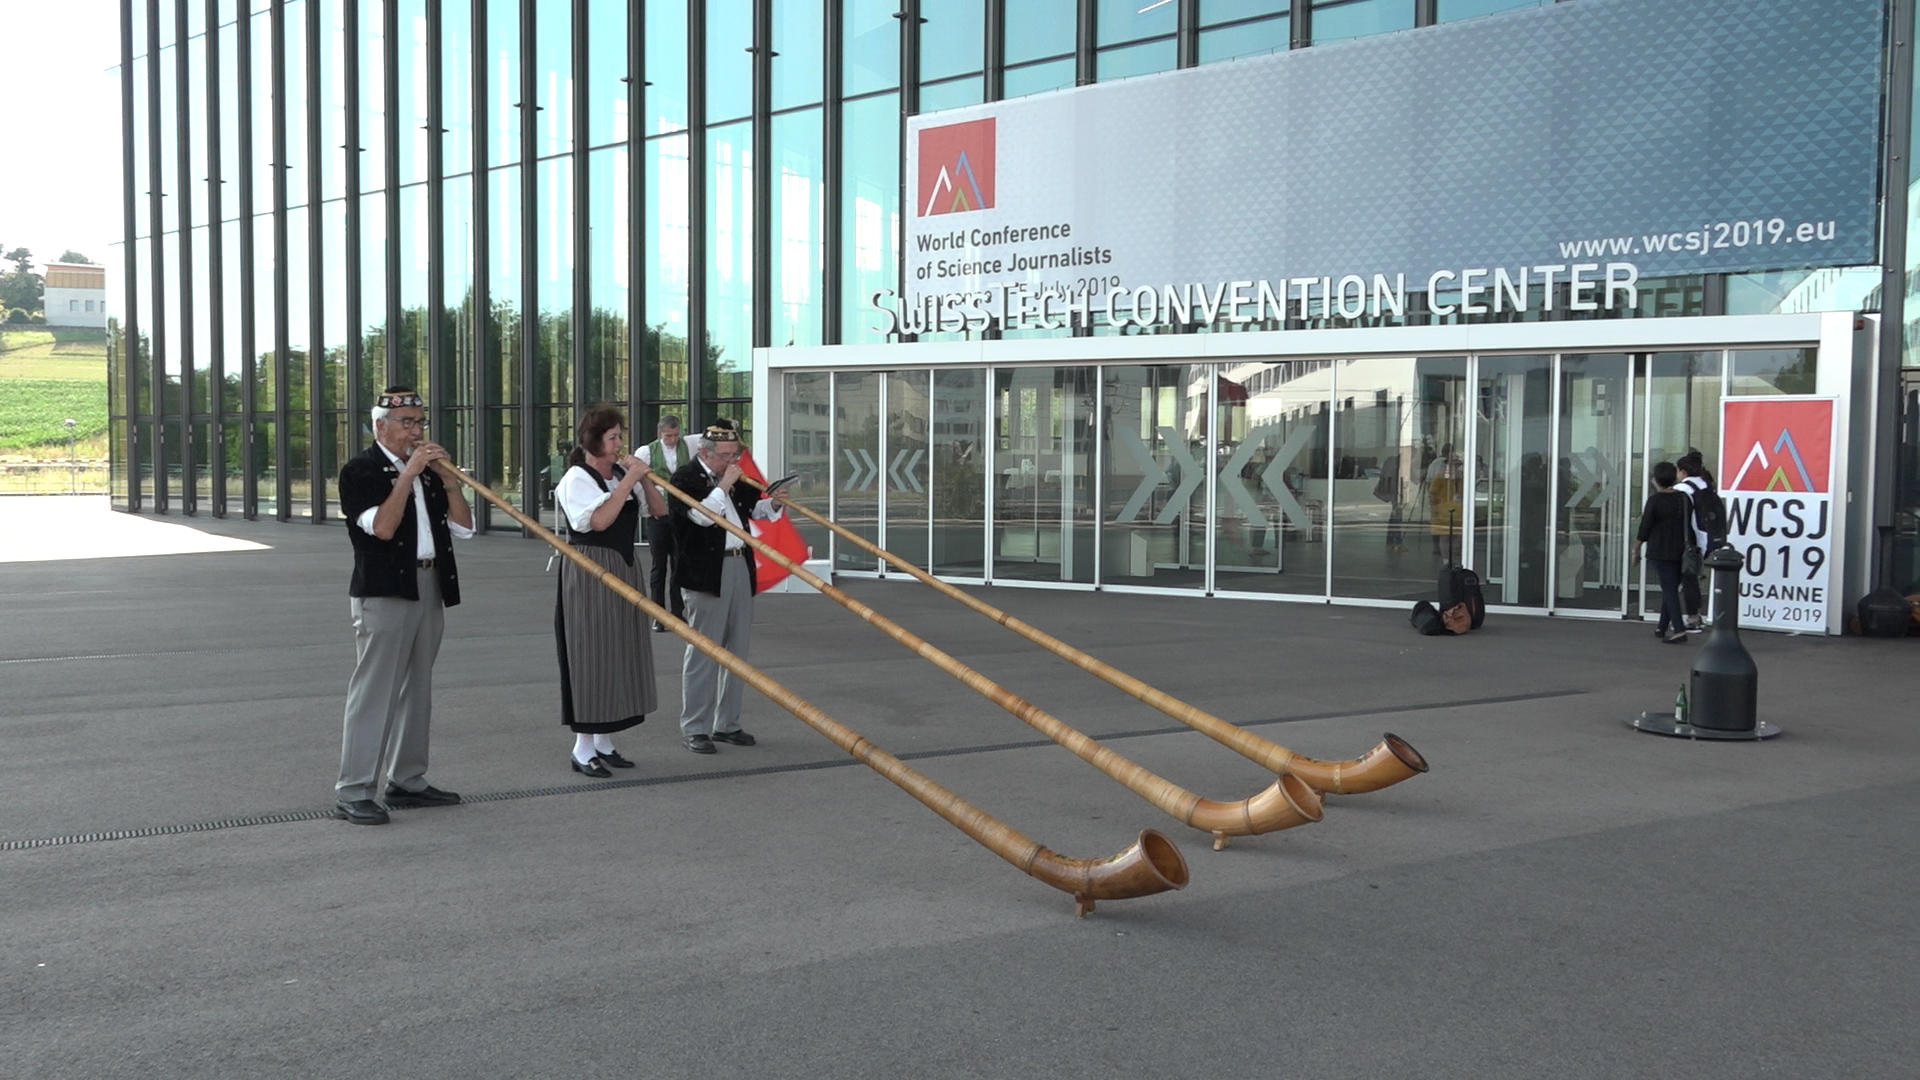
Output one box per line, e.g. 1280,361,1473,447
897,0,1884,334
1718,397,1839,634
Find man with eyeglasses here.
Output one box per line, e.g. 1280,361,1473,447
332,386,474,825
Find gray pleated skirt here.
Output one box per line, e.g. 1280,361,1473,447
556,545,657,733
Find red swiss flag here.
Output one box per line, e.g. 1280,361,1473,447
737,447,811,592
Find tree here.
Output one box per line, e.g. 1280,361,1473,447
0,246,41,314
56,250,95,265
4,247,32,275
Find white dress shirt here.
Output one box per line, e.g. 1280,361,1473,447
354,444,476,558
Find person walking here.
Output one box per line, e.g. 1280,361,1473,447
1633,460,1693,645
668,422,787,754
333,386,473,825
554,406,662,778
1674,451,1721,632
635,414,694,632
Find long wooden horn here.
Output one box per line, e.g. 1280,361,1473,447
655,476,1323,850
758,485,1428,796
435,462,1186,916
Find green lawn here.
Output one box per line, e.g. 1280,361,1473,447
0,328,110,450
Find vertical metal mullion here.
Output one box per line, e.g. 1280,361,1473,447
572,0,589,416
1546,355,1564,614
1874,0,1917,587
686,0,707,420
384,0,403,390
426,0,446,438
469,0,491,528
627,0,646,414
1619,353,1639,616
1323,372,1338,599
308,0,327,521
176,0,197,514
750,0,771,352
984,0,1003,102
1076,0,1095,84
272,0,292,519
345,0,364,426
206,0,226,516
1292,0,1310,50
1177,0,1198,69
519,0,538,520
895,2,918,343
238,3,258,519
147,0,168,513
1093,370,1105,588
120,0,142,512
1414,0,1437,28
820,0,842,344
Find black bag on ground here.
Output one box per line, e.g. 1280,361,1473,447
1437,566,1486,629
1410,599,1449,636
1856,588,1914,638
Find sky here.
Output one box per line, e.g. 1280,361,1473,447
0,0,123,271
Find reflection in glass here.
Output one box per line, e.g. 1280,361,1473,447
706,0,753,122
324,198,349,409
189,225,212,415
1202,0,1290,22
644,0,687,133
835,371,880,571
932,369,987,576
186,36,208,228
1006,0,1076,63
487,0,520,163
1309,0,1414,45
1638,350,1723,618
642,134,691,407
844,0,901,95
487,165,522,410
359,0,387,192
397,0,428,184
1098,0,1176,46
1198,17,1290,63
770,109,824,348
921,0,984,81
885,372,932,569
319,0,346,201
783,372,832,563
919,77,983,114
1554,354,1631,612
444,175,477,448
1102,364,1208,591
536,151,573,405
841,93,898,345
534,0,570,156
994,366,1097,584
1730,348,1817,397
772,0,825,110
1330,356,1466,600
1215,362,1330,595
1436,0,1546,23
251,217,273,414
586,0,628,145
1473,354,1550,607
484,406,522,511
1004,59,1074,99
707,121,753,400
396,184,431,397
359,192,386,402
1097,39,1176,81
585,147,629,405
443,0,473,168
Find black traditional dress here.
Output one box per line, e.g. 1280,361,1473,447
555,464,657,733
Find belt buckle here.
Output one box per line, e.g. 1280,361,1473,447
419,557,435,569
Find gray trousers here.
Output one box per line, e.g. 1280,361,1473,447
337,568,444,800
680,554,753,737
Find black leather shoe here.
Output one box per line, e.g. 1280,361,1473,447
598,749,636,769
572,756,612,778
331,799,390,825
684,734,717,755
384,784,461,808
710,729,756,747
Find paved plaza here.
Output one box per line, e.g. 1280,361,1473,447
4,496,1916,1079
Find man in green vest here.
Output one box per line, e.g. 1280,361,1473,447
636,415,693,631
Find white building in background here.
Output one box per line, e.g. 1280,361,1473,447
43,262,106,328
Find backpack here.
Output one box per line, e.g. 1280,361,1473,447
1437,565,1486,630
1686,484,1728,548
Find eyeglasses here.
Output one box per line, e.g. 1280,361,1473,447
388,416,428,430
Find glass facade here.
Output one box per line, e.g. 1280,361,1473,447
104,0,1919,604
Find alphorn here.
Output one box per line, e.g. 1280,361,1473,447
655,476,1323,850
435,462,1186,916
757,484,1428,795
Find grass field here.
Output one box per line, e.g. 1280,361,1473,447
1,328,110,492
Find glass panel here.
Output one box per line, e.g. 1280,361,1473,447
360,0,388,191
585,146,630,405
932,368,987,576
249,12,271,204
921,0,984,82
1199,16,1289,63
1310,0,1414,45
1331,356,1467,600
159,42,178,234
1202,0,1289,22
444,175,478,422
1097,38,1176,81
1004,58,1074,99
1006,0,1076,63
535,0,571,156
1215,361,1331,596
844,0,900,96
1473,354,1551,607
643,134,691,407
162,418,183,506
395,184,430,395
841,92,898,345
706,120,753,400
835,370,881,572
784,371,833,563
706,0,753,123
536,151,573,405
137,420,157,507
1729,348,1817,397
1436,0,1547,23
284,0,308,206
487,0,520,163
187,35,209,229
112,416,131,507
534,405,572,508
993,366,1097,584
219,22,241,223
772,0,825,110
254,417,278,516
489,165,522,405
320,198,348,409
397,0,429,185
441,409,475,487
771,108,824,349
587,0,629,146
643,0,688,133
443,0,473,169
133,55,149,239
885,371,932,570
190,226,212,415
161,232,182,415
133,236,153,415
192,420,214,507
287,403,311,518
319,411,348,518
1726,268,1880,316
1554,354,1631,612
918,76,983,113
357,192,384,402
1098,0,1175,46
484,406,522,513
320,0,346,201
1102,364,1208,590
252,214,275,414
223,419,247,505
1640,350,1725,618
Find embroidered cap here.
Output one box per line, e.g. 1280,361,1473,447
702,424,739,443
377,390,425,410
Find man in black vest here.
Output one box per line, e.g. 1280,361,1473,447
668,422,785,754
332,387,474,824
636,414,693,631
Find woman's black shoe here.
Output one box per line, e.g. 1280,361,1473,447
571,755,612,778
598,749,635,769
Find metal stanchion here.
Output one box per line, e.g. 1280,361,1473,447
1629,547,1782,740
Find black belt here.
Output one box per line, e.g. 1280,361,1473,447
418,558,436,568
